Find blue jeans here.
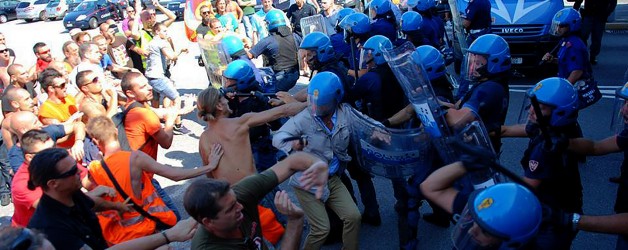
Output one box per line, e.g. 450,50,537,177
274,69,299,92
242,14,255,40
148,77,179,100
151,178,181,220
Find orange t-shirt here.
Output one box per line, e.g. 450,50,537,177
124,102,161,159
38,96,78,148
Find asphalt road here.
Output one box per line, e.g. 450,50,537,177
0,16,627,249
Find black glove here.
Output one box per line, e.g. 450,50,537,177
252,91,270,104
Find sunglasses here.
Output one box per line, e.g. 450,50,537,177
53,82,67,89
88,76,99,84
202,11,211,14
38,49,51,55
52,164,79,179
149,12,156,16
0,49,8,53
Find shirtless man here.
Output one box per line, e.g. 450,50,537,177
196,87,306,184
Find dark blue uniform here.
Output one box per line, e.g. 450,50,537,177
614,129,628,248
459,80,509,152
330,33,352,68
520,123,583,249
557,34,593,80
370,18,398,42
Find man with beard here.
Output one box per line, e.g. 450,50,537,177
2,64,37,115
99,23,136,78
62,41,80,73
195,5,213,40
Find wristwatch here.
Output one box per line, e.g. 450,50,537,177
572,213,581,231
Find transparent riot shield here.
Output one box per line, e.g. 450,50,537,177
197,37,230,87
300,14,328,37
383,41,457,163
347,106,433,179
448,0,468,55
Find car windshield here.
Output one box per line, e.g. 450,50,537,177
47,1,59,7
74,0,95,10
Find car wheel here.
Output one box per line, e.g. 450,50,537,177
0,15,7,23
25,18,34,22
40,11,48,21
88,17,97,29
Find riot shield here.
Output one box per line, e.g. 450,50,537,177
347,106,433,179
197,37,230,87
448,0,468,55
300,14,328,37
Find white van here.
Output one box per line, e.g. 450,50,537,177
45,0,68,20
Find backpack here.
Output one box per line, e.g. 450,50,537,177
111,102,152,151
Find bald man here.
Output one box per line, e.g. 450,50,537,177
99,23,135,77
4,64,37,102
5,111,85,172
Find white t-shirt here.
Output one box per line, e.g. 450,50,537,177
144,37,169,79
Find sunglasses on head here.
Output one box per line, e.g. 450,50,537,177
52,164,79,179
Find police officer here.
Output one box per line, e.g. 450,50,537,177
414,45,455,103
330,8,356,67
369,0,398,42
399,11,429,47
574,0,617,65
338,13,372,78
408,0,445,48
248,9,301,92
299,32,353,89
222,60,281,172
500,77,584,249
449,34,510,152
543,8,594,86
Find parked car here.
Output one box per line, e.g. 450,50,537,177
16,0,51,22
63,0,118,29
0,0,20,23
164,0,183,19
45,0,68,20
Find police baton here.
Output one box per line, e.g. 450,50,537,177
350,36,359,86
538,42,561,66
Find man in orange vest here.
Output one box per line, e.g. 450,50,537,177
84,116,223,245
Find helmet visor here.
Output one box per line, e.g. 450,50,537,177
549,20,569,37
308,93,337,117
359,49,375,69
301,49,319,69
461,52,488,82
452,205,502,250
611,98,628,134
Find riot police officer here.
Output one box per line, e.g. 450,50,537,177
221,35,265,84
543,8,594,86
408,0,445,48
222,60,281,172
248,9,301,92
330,8,356,67
399,11,429,47
299,32,353,89
338,13,373,78
369,0,398,42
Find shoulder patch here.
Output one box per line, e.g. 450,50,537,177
529,160,539,172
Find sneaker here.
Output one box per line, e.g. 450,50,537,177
173,124,191,135
0,193,11,206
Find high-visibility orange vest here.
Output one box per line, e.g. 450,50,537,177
88,151,177,246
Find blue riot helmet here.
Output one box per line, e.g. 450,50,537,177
221,35,244,58
369,0,392,18
526,77,579,127
360,35,393,68
550,8,582,36
452,183,542,249
462,34,511,81
407,0,435,12
611,82,628,133
412,45,446,80
265,9,287,31
336,8,356,28
300,32,335,70
339,13,371,38
308,72,344,117
222,60,257,92
400,11,423,33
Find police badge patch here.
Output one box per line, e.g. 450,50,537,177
529,160,539,172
